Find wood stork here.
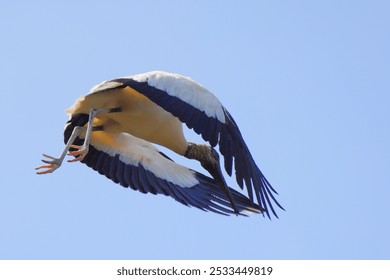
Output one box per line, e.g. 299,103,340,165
36,71,284,217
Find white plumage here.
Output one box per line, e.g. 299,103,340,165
36,71,283,218
128,71,226,122
94,132,198,188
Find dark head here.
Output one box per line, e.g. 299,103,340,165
184,143,220,180
184,142,238,213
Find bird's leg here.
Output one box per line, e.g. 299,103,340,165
184,142,239,214
35,126,84,174
67,108,112,162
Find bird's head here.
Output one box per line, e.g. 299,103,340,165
185,143,222,182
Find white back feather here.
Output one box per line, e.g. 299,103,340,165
126,71,226,123
91,132,199,188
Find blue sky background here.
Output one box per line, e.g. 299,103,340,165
1,0,389,260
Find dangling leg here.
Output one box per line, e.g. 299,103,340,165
35,126,84,174
66,108,116,162
36,107,120,173
66,108,101,162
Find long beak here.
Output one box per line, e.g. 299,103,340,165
207,148,239,215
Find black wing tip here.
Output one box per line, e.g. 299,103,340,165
81,145,261,217
261,198,285,220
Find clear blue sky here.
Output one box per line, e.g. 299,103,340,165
1,0,389,260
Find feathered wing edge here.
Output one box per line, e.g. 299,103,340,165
64,114,262,216
109,76,284,218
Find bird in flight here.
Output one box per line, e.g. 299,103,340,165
36,71,284,218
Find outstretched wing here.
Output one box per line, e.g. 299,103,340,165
65,114,262,215
103,71,284,218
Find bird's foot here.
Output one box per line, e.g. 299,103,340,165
35,154,62,174
67,145,89,162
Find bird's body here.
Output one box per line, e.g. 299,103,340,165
37,71,284,218
66,85,188,155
